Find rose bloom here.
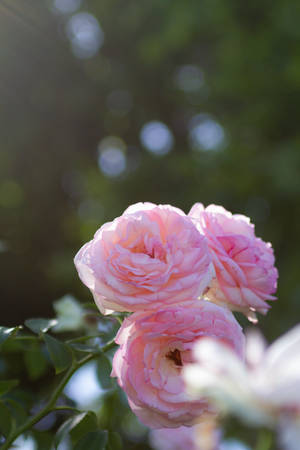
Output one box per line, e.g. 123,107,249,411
189,203,278,321
112,300,245,428
75,202,213,314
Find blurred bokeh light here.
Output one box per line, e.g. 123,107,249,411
53,0,82,14
65,362,103,407
174,65,205,93
66,12,104,59
98,137,127,177
140,121,174,156
189,114,226,151
0,0,299,347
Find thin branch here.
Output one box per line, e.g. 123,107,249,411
0,339,116,449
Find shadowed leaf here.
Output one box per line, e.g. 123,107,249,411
25,318,58,334
43,334,72,374
74,431,108,450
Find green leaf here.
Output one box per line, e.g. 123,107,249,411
70,412,98,445
74,431,108,450
98,391,124,430
15,335,38,342
70,342,100,353
54,412,98,448
5,398,27,427
25,318,57,334
0,379,19,396
255,428,273,450
0,402,12,437
96,353,112,389
0,326,21,347
43,334,72,374
33,430,53,450
106,431,122,450
24,341,48,380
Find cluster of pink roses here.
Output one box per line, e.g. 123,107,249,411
74,202,278,429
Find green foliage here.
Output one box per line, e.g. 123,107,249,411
0,327,22,348
0,402,12,438
43,334,73,374
255,429,274,450
96,353,113,390
5,398,28,429
0,380,19,397
24,341,48,380
25,318,58,335
107,431,123,450
55,411,99,448
74,431,108,450
0,299,122,449
33,430,54,450
98,391,126,431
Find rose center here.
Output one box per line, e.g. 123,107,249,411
132,236,166,262
166,348,182,366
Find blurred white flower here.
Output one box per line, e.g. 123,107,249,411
53,295,84,332
149,420,221,450
184,326,300,449
219,439,251,450
149,424,250,450
149,426,199,450
279,416,300,450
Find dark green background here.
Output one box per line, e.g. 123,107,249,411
1,0,300,339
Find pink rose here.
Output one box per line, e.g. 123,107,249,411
75,203,213,314
189,204,278,321
111,300,245,428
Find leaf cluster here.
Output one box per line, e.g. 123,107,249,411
0,303,127,450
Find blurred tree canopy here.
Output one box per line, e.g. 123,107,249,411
1,0,300,338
